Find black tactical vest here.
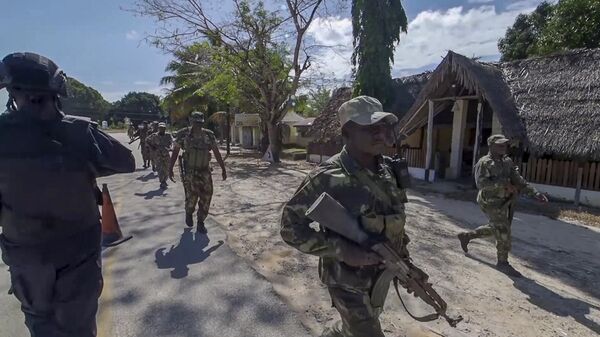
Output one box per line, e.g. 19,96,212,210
0,113,100,244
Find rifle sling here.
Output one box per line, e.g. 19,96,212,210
393,278,441,323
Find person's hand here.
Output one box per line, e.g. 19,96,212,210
222,168,227,181
334,239,382,267
169,169,176,182
535,192,548,203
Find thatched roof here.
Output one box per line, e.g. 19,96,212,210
501,49,600,161
400,49,600,161
308,73,432,144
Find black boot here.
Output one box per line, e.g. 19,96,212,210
197,217,207,234
160,181,167,189
496,261,522,278
185,213,194,227
457,233,471,253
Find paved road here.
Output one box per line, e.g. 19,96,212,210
0,132,311,337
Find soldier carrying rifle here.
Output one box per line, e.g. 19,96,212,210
280,96,461,337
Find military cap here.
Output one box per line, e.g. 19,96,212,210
338,96,398,128
158,122,166,128
190,111,205,122
487,134,509,146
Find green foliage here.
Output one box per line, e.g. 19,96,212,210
352,0,407,107
537,0,600,54
499,0,600,61
62,77,111,120
294,87,331,117
111,92,164,122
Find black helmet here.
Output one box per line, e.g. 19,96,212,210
0,52,68,97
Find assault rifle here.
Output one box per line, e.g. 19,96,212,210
306,192,463,327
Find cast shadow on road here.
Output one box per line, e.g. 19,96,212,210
134,188,167,200
155,228,224,279
466,254,600,335
136,172,157,182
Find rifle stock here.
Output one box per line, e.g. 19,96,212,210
306,192,463,327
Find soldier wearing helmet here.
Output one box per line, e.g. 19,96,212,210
169,111,226,232
0,52,135,337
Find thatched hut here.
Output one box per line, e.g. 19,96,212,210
399,49,600,206
306,72,432,163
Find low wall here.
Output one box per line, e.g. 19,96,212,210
531,183,600,208
308,154,331,163
408,167,436,183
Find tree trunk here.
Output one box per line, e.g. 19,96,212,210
226,111,231,155
267,122,282,163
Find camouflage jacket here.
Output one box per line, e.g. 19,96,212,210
175,127,216,171
146,133,173,156
474,153,537,207
280,147,409,291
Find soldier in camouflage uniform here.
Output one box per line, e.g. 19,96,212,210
146,122,173,189
458,134,548,277
281,96,409,337
170,112,227,233
147,121,159,172
132,121,150,168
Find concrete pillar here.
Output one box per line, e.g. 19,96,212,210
492,111,502,135
425,100,435,182
448,100,468,179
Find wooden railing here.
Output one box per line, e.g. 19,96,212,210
402,147,425,168
521,157,600,191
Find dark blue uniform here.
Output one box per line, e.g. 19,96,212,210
0,111,135,337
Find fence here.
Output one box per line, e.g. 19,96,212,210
521,157,600,191
402,147,425,168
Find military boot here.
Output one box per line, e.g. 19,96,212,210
496,261,522,278
457,233,471,253
185,213,194,227
160,181,167,189
197,217,208,234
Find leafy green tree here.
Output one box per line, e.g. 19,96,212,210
352,0,407,107
62,77,111,121
537,0,600,54
111,92,164,122
498,2,554,61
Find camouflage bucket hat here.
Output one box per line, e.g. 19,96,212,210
190,111,205,123
338,96,398,128
487,134,509,146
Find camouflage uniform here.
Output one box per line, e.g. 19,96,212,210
146,131,173,185
281,147,409,337
133,127,150,164
466,153,538,262
147,123,159,170
175,127,217,222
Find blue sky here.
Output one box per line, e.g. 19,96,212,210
0,0,545,104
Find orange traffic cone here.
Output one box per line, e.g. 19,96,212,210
101,183,133,247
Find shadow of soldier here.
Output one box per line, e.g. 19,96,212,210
512,277,600,335
154,228,224,279
134,188,167,200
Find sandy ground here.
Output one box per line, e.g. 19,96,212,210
209,154,600,337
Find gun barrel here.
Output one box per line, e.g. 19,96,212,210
305,192,370,245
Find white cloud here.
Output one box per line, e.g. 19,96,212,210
134,80,154,86
126,30,140,40
306,3,541,80
468,0,494,3
506,0,545,11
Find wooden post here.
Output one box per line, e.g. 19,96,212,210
425,100,435,182
575,163,583,206
472,101,483,171
226,110,231,155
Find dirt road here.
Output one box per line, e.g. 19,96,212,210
211,154,600,337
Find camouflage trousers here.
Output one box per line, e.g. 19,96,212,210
155,151,170,183
468,202,515,262
140,141,150,163
182,168,213,222
321,286,387,337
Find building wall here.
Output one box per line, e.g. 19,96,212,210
404,127,423,148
